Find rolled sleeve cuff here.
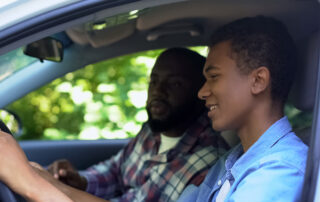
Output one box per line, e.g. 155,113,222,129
79,170,99,194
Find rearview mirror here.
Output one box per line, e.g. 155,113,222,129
23,37,64,62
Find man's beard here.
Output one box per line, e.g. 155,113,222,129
146,99,198,133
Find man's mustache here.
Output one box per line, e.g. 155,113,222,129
147,98,170,107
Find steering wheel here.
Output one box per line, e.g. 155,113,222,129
0,120,26,202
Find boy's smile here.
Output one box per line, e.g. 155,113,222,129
206,104,219,118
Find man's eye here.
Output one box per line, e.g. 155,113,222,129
149,79,156,85
173,82,182,87
209,74,219,79
169,81,183,87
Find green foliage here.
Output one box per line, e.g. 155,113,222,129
285,103,313,130
8,49,163,140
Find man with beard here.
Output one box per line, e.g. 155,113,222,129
46,47,229,202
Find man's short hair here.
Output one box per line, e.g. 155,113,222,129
210,16,296,104
158,47,206,86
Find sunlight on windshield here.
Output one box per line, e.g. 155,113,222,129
0,0,80,30
0,0,18,9
0,48,36,82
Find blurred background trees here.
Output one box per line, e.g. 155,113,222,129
7,49,162,140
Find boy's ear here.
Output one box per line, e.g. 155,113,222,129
250,66,270,95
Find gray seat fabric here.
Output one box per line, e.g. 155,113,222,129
295,127,312,146
290,31,320,112
290,31,320,146
220,130,240,148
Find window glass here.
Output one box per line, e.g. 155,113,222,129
0,48,37,82
0,0,80,30
285,103,313,131
5,47,203,140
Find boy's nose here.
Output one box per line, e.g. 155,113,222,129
198,82,210,100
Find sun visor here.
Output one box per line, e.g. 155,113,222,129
66,26,90,45
136,1,211,31
66,21,135,48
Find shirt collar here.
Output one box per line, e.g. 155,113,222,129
145,112,211,159
229,116,292,180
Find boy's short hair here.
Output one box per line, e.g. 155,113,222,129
210,16,296,104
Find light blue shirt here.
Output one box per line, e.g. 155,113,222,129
178,116,308,202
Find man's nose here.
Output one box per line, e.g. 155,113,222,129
198,82,210,100
151,81,168,97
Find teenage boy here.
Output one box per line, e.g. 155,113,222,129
177,16,308,202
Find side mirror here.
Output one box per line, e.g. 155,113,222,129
0,109,22,138
23,37,64,62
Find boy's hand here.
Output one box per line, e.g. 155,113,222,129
47,159,87,190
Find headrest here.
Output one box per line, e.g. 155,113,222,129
289,31,320,112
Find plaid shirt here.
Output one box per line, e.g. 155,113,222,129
80,114,228,202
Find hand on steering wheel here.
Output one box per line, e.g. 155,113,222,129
0,120,26,202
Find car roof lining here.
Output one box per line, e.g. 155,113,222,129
64,0,320,48
0,0,181,55
0,0,319,53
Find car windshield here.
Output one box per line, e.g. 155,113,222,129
0,48,37,82
0,0,80,30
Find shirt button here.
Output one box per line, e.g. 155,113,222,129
218,180,222,186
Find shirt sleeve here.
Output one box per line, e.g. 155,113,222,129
226,161,305,202
79,136,139,199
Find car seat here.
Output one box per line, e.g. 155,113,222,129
290,31,320,146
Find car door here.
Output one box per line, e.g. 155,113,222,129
301,30,320,202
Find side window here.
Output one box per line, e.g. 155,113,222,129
5,47,208,140
285,102,313,145
285,103,313,130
